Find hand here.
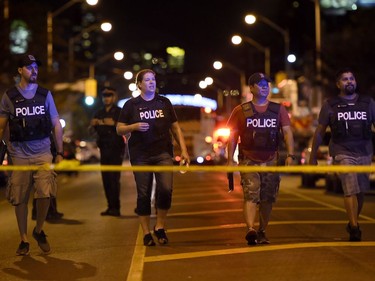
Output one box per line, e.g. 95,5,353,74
90,118,100,126
55,154,63,164
135,122,150,132
180,152,190,165
285,156,294,166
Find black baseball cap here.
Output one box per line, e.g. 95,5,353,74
18,54,42,68
248,72,271,85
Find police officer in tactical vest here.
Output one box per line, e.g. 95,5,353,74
227,72,295,246
0,54,64,255
309,67,375,241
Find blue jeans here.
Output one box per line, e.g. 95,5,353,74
131,152,173,215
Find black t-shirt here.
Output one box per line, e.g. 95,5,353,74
93,106,125,149
118,95,177,159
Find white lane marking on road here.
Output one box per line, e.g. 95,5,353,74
144,241,375,263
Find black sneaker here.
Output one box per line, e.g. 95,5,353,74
16,241,30,256
257,230,270,244
153,227,169,245
32,228,51,253
100,209,120,217
347,223,362,241
245,228,258,245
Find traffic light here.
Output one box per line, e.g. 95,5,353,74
85,78,97,98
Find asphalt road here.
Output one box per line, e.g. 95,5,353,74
1,163,375,281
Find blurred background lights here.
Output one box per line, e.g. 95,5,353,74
85,96,95,106
114,51,124,60
213,61,223,70
244,14,256,24
100,22,112,32
287,54,297,63
205,77,213,85
59,119,66,128
231,35,242,45
86,0,99,5
123,71,133,80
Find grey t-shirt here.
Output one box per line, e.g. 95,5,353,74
318,94,375,157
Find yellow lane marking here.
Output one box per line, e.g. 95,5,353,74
126,227,145,281
173,197,305,206
166,220,375,233
168,207,331,217
144,241,375,263
281,189,375,222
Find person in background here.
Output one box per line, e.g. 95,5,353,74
309,67,375,241
116,69,189,246
226,72,295,245
89,87,126,217
0,54,64,255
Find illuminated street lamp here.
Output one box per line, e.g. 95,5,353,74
231,34,271,77
68,22,112,81
244,13,290,76
47,0,99,73
212,60,246,92
89,51,125,78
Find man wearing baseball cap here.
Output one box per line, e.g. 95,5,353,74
226,72,295,245
0,54,63,255
18,54,42,68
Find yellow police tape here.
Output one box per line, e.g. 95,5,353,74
0,160,374,173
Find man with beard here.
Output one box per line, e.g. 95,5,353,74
0,54,63,255
309,68,375,241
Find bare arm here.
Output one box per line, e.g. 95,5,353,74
170,121,190,164
51,116,64,163
309,124,327,165
282,125,295,166
116,121,150,136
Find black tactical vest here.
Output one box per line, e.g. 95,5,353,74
7,86,52,141
239,101,281,151
328,96,372,142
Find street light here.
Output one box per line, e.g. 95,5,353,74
231,34,271,77
212,60,246,92
47,0,99,73
244,13,290,77
89,51,125,78
68,22,112,81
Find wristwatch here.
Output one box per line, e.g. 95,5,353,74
287,154,296,160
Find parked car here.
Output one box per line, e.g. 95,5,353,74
300,131,375,193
